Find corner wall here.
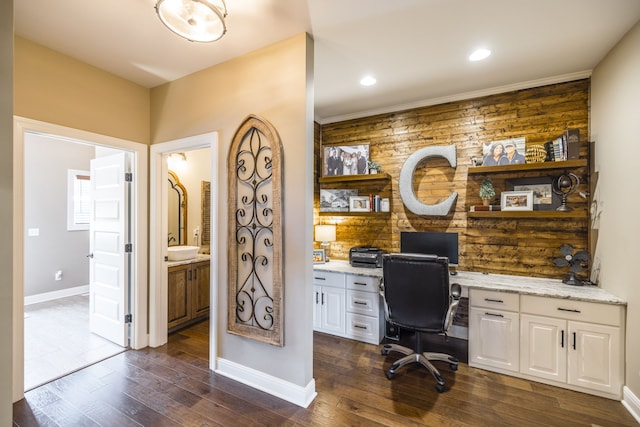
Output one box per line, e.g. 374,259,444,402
591,19,640,406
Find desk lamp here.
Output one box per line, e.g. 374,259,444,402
315,224,336,262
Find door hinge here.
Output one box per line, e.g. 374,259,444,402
125,314,132,323
125,243,133,253
125,172,133,182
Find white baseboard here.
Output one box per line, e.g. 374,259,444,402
216,357,317,408
25,285,89,306
622,386,640,424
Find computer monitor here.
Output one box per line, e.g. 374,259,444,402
400,231,459,266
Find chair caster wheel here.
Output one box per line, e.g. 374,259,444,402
450,363,458,371
435,383,445,393
381,348,390,356
386,370,395,380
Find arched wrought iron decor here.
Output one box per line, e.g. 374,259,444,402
227,115,283,346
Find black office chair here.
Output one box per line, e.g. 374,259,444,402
380,253,461,392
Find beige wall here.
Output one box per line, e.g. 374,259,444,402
151,33,314,388
591,20,640,398
1,1,13,423
14,37,150,144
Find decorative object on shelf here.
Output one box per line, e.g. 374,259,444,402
312,248,326,264
525,144,547,163
552,172,579,211
380,198,390,212
155,0,227,43
349,196,371,212
507,177,560,211
320,189,356,212
500,190,533,211
553,244,590,285
481,137,526,166
322,144,370,177
471,156,482,167
399,144,458,216
367,160,382,174
228,114,283,347
314,224,336,261
479,177,495,206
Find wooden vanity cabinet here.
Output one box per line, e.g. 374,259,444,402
168,260,210,332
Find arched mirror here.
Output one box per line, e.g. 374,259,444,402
168,170,187,246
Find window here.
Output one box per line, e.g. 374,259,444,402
67,169,91,231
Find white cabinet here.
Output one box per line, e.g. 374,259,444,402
313,266,383,344
469,289,520,373
313,270,346,336
520,295,623,398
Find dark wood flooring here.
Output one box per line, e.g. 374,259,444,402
14,320,638,426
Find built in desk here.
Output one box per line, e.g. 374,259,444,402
313,260,627,400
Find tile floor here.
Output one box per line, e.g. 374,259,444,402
24,294,125,391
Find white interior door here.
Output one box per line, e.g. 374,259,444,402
89,152,130,347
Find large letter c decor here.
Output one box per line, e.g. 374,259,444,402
399,144,458,216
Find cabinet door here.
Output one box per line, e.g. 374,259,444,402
520,314,566,382
191,261,210,319
469,307,519,372
568,321,622,395
313,285,322,330
168,265,190,330
321,286,346,336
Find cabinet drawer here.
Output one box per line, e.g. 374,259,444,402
521,295,624,327
346,274,380,293
313,270,345,288
346,312,380,344
470,289,519,312
347,289,380,316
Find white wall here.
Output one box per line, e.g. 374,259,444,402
24,133,94,297
591,19,640,399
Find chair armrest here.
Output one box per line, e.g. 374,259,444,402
451,283,461,300
444,283,462,332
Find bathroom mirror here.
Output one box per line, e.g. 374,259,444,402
168,170,187,246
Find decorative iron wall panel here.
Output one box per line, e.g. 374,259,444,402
227,115,283,346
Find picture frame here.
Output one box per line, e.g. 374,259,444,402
481,137,527,167
506,177,560,211
322,144,370,177
501,190,534,211
313,249,326,264
349,196,370,212
320,189,357,212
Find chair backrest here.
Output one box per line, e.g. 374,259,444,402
382,253,451,333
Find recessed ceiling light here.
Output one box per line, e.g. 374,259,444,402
469,48,491,62
360,75,377,86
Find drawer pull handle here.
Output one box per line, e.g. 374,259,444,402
353,301,368,306
314,277,326,281
485,312,504,318
572,332,577,350
485,298,504,303
557,308,581,313
354,324,368,330
315,291,319,304
321,293,325,305
561,330,564,348
354,282,367,286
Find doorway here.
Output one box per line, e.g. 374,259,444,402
13,117,149,400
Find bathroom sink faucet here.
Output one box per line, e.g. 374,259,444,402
168,233,176,245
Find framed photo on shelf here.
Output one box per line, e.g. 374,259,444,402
322,144,370,177
320,189,357,212
506,177,560,211
349,196,370,212
313,249,326,264
501,190,534,211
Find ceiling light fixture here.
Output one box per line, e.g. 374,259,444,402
360,75,377,86
469,48,491,62
155,0,227,43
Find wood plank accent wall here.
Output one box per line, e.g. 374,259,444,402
314,80,590,279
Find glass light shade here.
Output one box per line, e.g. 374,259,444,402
167,152,188,172
155,0,227,43
315,224,336,243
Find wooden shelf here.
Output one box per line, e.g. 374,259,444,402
319,211,391,217
468,159,587,175
319,173,391,183
468,210,588,219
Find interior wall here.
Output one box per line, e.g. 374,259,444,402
24,133,94,297
591,19,640,400
0,0,13,422
317,80,590,279
150,33,314,390
13,37,150,145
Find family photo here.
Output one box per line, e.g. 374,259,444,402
322,144,370,176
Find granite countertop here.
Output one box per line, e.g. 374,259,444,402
314,260,626,306
167,254,211,268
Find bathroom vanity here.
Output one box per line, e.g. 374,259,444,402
168,255,210,332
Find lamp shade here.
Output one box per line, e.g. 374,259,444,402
155,0,227,43
315,224,336,242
